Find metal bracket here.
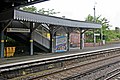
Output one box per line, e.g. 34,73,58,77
19,21,29,28
81,29,89,34
2,20,13,32
32,23,42,32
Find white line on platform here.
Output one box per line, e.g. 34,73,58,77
0,47,120,68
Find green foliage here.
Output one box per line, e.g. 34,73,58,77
21,6,37,13
85,14,110,28
20,6,60,15
85,14,120,42
38,8,60,15
85,39,93,43
85,14,94,22
116,34,120,39
85,31,93,43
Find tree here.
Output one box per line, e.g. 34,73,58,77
20,6,37,13
38,8,60,15
85,14,94,23
85,14,110,32
85,14,120,42
85,14,110,29
20,6,60,16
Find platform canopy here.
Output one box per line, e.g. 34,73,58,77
0,9,101,29
0,0,48,12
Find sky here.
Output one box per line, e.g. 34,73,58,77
33,0,120,29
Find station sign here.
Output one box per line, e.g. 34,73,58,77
94,33,100,36
7,28,30,33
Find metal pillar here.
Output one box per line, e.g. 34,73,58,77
67,32,70,51
93,29,96,46
100,28,103,45
49,26,60,53
49,26,54,53
49,32,53,53
0,20,13,58
0,31,4,58
80,29,83,49
53,32,56,53
82,32,85,48
30,22,33,55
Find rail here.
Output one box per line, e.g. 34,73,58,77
105,72,120,80
63,60,120,80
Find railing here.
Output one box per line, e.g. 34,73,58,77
33,31,50,49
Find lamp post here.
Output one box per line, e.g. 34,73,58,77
93,2,97,46
93,6,95,22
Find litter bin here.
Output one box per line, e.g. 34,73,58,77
102,40,105,45
4,47,16,57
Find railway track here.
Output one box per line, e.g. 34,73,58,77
0,47,120,80
102,69,120,80
64,58,120,80
22,54,120,80
95,69,120,80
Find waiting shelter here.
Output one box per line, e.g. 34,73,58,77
0,0,102,58
0,8,101,58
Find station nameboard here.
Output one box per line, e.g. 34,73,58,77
94,33,100,36
7,28,30,33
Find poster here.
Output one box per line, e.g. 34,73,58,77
56,36,67,52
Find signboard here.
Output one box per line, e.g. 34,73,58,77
94,33,100,36
7,28,30,33
56,36,67,52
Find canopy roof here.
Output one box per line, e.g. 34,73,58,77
0,0,48,12
0,9,101,29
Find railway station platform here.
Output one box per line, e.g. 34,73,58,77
0,43,120,67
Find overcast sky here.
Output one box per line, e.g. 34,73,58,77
33,0,120,29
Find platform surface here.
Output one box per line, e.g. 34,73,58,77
0,43,120,66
